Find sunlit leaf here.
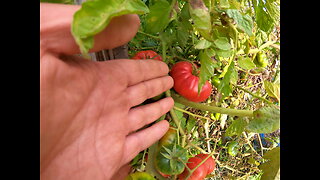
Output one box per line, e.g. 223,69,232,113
259,147,280,180
226,118,248,137
72,0,149,54
238,57,256,70
264,80,280,102
246,106,280,133
199,49,216,93
225,9,253,36
145,0,174,34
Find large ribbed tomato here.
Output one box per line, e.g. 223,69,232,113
178,157,207,180
195,154,215,174
170,61,212,102
178,154,216,180
132,50,163,61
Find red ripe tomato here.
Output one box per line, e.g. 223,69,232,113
178,157,207,180
195,154,215,174
170,61,212,102
132,50,163,61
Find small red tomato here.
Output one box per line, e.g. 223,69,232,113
195,154,215,174
132,50,163,61
178,157,207,180
170,61,212,102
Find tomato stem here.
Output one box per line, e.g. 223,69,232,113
137,30,160,40
165,90,187,147
173,106,210,121
171,91,254,117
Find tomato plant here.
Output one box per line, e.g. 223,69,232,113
170,61,212,102
66,0,280,179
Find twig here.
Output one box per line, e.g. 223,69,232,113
232,84,274,105
173,106,210,121
137,30,160,40
165,90,187,147
256,133,264,156
242,132,261,158
171,91,254,117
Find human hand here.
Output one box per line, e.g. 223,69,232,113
40,3,174,180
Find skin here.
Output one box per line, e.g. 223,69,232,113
40,3,174,180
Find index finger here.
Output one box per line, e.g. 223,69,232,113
40,3,140,55
100,59,170,87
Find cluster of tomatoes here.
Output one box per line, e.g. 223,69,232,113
132,50,213,103
128,50,216,180
156,127,215,179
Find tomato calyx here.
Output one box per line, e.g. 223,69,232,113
154,144,188,175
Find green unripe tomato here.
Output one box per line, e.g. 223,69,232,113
254,52,268,68
125,172,155,180
227,141,239,157
154,144,188,175
158,127,177,148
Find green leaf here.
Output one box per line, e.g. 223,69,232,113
176,21,190,48
199,49,216,93
189,0,212,40
215,49,234,58
219,0,230,9
225,9,253,36
160,152,172,160
213,37,232,50
230,65,238,84
246,106,280,133
259,147,280,180
218,61,235,99
238,57,256,70
264,81,280,102
194,39,212,49
253,0,275,33
173,102,187,129
226,118,248,137
145,0,175,34
255,30,268,47
180,2,191,20
265,0,280,25
186,116,197,132
72,0,149,54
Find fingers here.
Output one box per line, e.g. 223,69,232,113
126,75,173,107
122,120,169,165
40,3,140,55
100,59,170,87
127,97,174,133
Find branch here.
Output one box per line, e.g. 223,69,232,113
171,91,254,117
